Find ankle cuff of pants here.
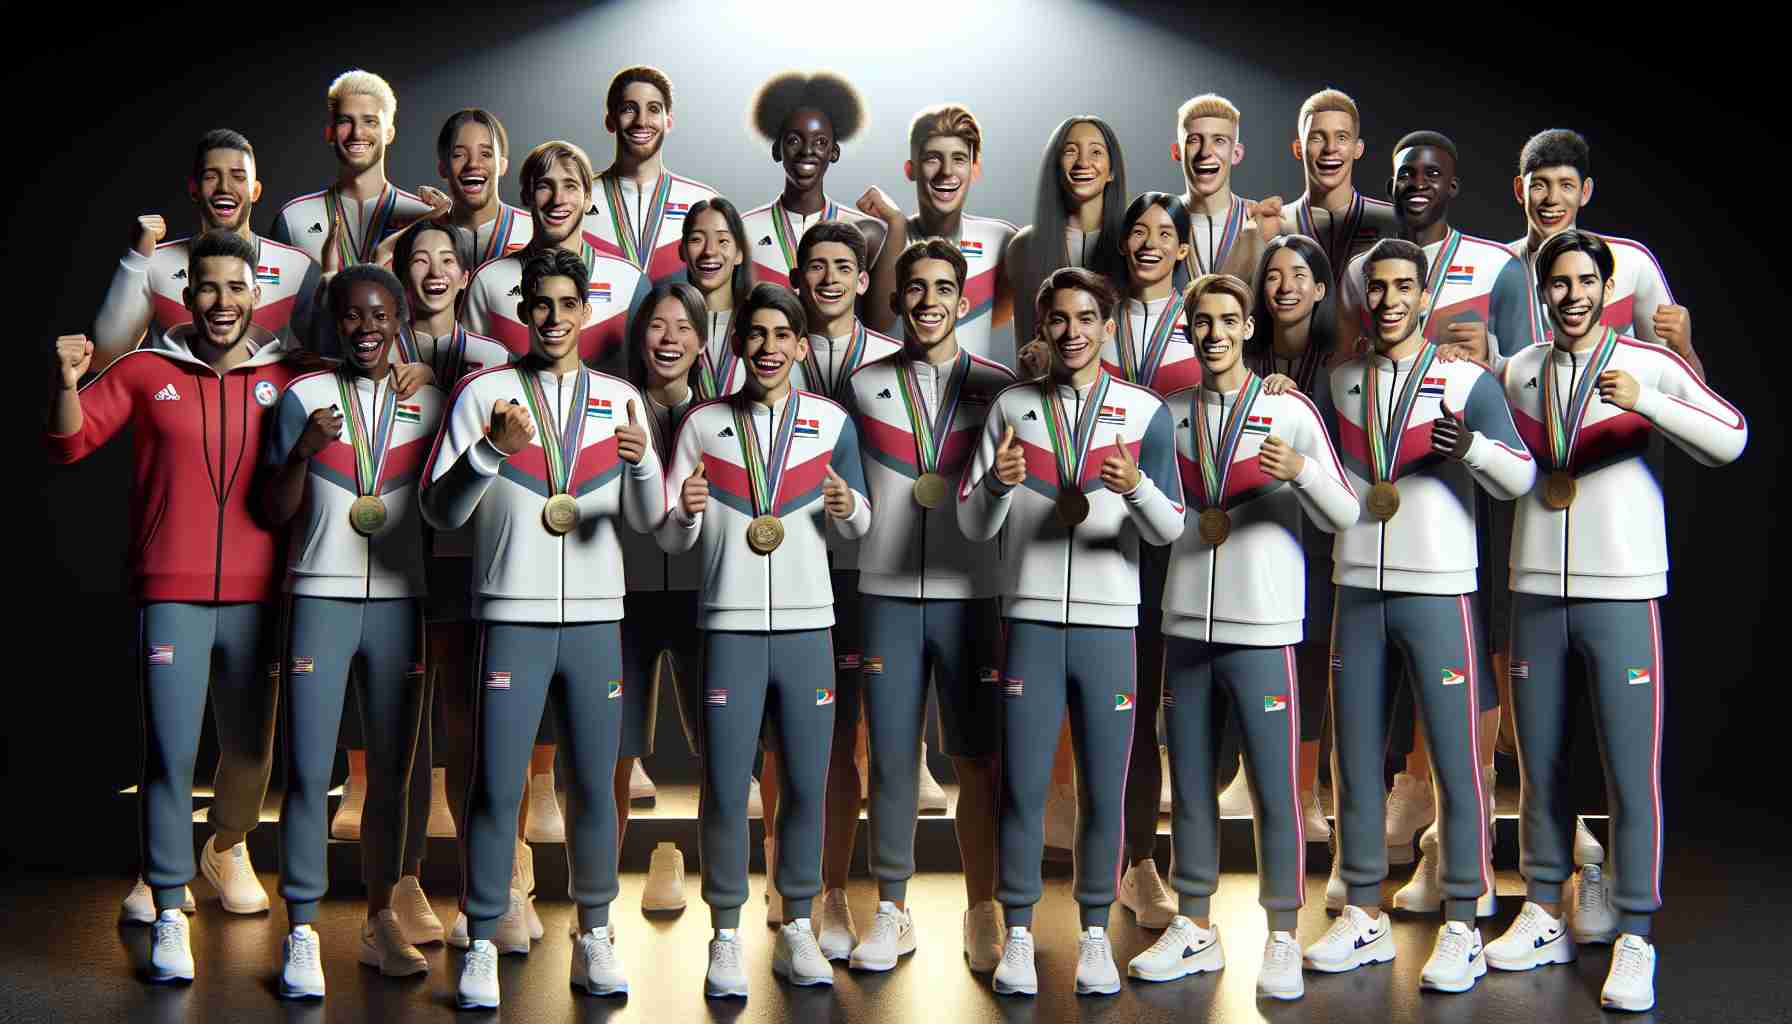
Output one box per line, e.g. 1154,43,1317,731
879,880,908,903
287,900,320,925
1269,908,1299,932
1443,898,1477,923
1347,884,1382,909
1178,895,1212,919
1003,904,1034,928
1079,903,1110,928
578,903,611,931
469,917,499,940
1528,881,1565,905
155,887,191,913
711,906,742,930
1618,913,1651,937
784,898,813,922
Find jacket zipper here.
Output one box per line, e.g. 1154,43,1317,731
213,371,227,601
1063,385,1078,623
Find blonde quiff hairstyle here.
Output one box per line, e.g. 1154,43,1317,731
1297,88,1359,135
1185,272,1254,319
327,69,397,125
1176,94,1241,136
908,103,983,163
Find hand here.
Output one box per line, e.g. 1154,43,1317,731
321,209,345,275
1439,320,1488,363
1257,435,1306,481
1596,369,1640,411
855,185,903,226
680,459,709,517
1246,195,1284,243
1100,432,1140,493
54,334,94,390
1652,304,1692,359
1430,396,1472,461
1017,337,1050,378
993,425,1025,487
134,215,167,259
823,465,856,519
487,398,535,456
615,400,649,465
417,185,453,220
295,405,344,460
1260,372,1297,395
390,361,434,400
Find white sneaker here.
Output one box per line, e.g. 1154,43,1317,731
491,888,533,954
1118,859,1177,929
918,742,948,813
643,842,687,912
121,878,194,924
524,771,566,843
1126,915,1223,982
1393,824,1496,917
1325,849,1345,911
457,939,500,1009
993,927,1037,996
148,908,195,983
425,767,456,838
1384,771,1435,865
1074,926,1121,996
849,901,916,971
1303,905,1394,973
1044,781,1076,851
1216,756,1254,817
1419,921,1486,993
359,909,429,976
1601,933,1656,1012
1486,901,1575,971
200,838,269,914
391,876,444,946
962,900,1003,973
1574,816,1606,867
773,919,835,986
1567,864,1618,944
1302,789,1333,842
278,924,324,998
1257,930,1304,1000
513,840,544,940
571,925,628,996
448,912,469,948
1158,746,1173,814
816,888,856,960
331,773,364,840
706,930,749,998
747,776,764,820
629,760,657,803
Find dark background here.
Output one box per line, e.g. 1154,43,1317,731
13,2,1782,871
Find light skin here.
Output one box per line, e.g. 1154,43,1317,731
133,146,265,257
487,274,590,457
798,240,868,340
323,94,451,274
1027,287,1137,492
606,81,671,184
1361,257,1470,460
440,119,508,228
1544,249,1639,409
858,132,984,332
895,257,971,362
1291,109,1366,213
1179,115,1285,248
679,209,742,311
638,294,700,407
1124,204,1190,302
404,227,470,341
1190,290,1306,485
529,157,592,252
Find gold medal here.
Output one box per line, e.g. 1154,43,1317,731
746,514,784,554
1198,507,1231,545
913,472,948,509
1542,470,1577,510
1056,489,1090,528
349,495,388,536
542,493,580,535
1368,481,1401,522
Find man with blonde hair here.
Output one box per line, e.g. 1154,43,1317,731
1172,94,1282,291
586,66,719,286
1278,89,1396,279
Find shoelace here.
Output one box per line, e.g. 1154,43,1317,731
589,933,618,969
1611,941,1649,981
870,912,903,945
712,939,741,970
1322,913,1360,947
289,932,320,969
155,919,186,955
466,943,497,975
400,884,434,918
1265,936,1300,970
1078,936,1109,968
1577,873,1604,914
1149,923,1194,956
1434,928,1472,962
1002,935,1033,968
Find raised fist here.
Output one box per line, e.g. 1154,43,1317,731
488,398,535,456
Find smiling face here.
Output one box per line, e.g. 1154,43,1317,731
610,81,671,163
1043,286,1114,374
776,108,838,193
529,156,588,246
191,147,260,232
522,273,588,364
898,257,969,352
1261,246,1326,327
1181,116,1240,199
183,255,259,354
1124,204,1188,291
679,208,741,295
1363,257,1429,348
1542,248,1613,343
799,240,866,325
1392,144,1458,232
442,120,504,211
640,294,701,386
913,134,976,217
1519,164,1591,240
1190,290,1252,377
404,227,469,319
1298,110,1364,193
736,306,808,393
1059,121,1113,205
337,279,400,374
332,92,391,173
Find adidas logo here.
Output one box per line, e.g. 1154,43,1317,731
508,285,521,296
1179,416,1189,427
587,203,601,216
877,388,892,399
307,222,323,234
758,235,773,246
1023,410,1038,421
153,383,180,402
719,427,734,438
1525,377,1538,389
172,269,186,280
1348,384,1361,395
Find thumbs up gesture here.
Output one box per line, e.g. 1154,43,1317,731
823,464,855,519
993,424,1026,487
1101,431,1141,493
615,399,649,465
680,459,709,517
1429,395,1471,461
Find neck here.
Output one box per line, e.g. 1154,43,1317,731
1203,360,1250,393
751,380,791,406
551,222,589,256
1070,194,1103,233
1271,316,1312,357
198,337,251,374
449,196,499,230
1377,332,1427,363
413,306,457,340
814,310,856,341
335,163,387,201
208,220,257,245
781,181,825,216
611,149,665,187
703,284,733,312
910,334,961,365
1056,359,1103,390
535,349,583,376
1135,275,1175,303
1555,326,1606,354
1182,187,1234,219
646,376,690,408
917,204,962,240
1403,217,1451,247
351,359,391,381
1306,180,1355,213
1526,218,1575,251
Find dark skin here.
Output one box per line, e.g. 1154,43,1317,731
1375,143,1489,362
773,106,885,261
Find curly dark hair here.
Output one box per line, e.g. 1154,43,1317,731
749,70,865,143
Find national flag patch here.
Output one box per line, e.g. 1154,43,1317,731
290,656,315,674
485,670,511,690
1418,375,1448,398
1627,668,1652,686
862,656,884,674
1243,414,1273,434
1329,653,1343,670
1264,694,1288,712
147,643,174,666
608,680,623,700
1002,676,1024,697
267,661,281,680
705,689,728,705
816,688,835,707
407,661,426,677
1441,667,1466,686
395,402,422,424
588,281,612,303
1509,660,1530,679
666,202,690,219
959,239,984,258
836,652,860,671
586,397,612,419
255,265,281,285
1115,693,1135,711
1097,404,1127,426
794,418,821,438
980,667,1000,685
1444,264,1475,286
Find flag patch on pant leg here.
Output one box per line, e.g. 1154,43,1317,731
1264,694,1288,712
1627,668,1651,685
836,653,861,671
1002,676,1023,697
290,656,314,674
485,671,511,690
816,688,835,706
1115,693,1135,711
705,689,728,705
1329,653,1343,670
1509,660,1529,679
147,643,174,666
608,680,623,699
862,656,883,674
1441,667,1466,686
980,667,1000,684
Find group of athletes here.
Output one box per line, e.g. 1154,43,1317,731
47,64,1747,1013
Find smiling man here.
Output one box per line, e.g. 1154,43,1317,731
1278,89,1396,283
585,66,719,285
1173,95,1282,293
435,109,533,266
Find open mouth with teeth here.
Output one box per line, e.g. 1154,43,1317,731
750,353,787,377
1402,193,1434,216
457,173,488,198
208,196,241,220
649,346,687,370
1554,301,1594,330
1131,249,1165,269
814,284,849,306
926,177,962,204
1313,156,1345,178
343,140,373,159
540,205,575,229
910,307,948,334
693,258,725,280
1054,335,1093,361
791,158,821,179
1066,169,1100,189
202,309,241,339
1534,206,1568,229
626,129,658,148
538,321,575,348
1193,161,1222,181
351,329,384,359
1272,292,1306,315
1199,336,1232,360
418,277,452,304
1373,306,1411,336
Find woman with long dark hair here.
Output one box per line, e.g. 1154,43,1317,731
678,197,755,398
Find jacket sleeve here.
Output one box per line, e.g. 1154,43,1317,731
1488,255,1541,364
1122,402,1186,546
45,357,138,464
291,259,328,356
620,384,667,534
420,382,504,531
1458,370,1537,500
955,394,1013,542
829,415,872,540
1287,392,1359,533
261,387,309,469
92,249,154,366
655,415,704,554
462,271,495,337
268,208,292,247
1627,242,1674,342
1630,351,1747,467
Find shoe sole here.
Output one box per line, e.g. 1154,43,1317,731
818,941,854,962
705,980,749,998
1258,981,1304,1000
1076,979,1122,996
456,993,499,1009
642,896,687,912
964,951,1000,973
358,948,430,977
147,967,195,984
1127,947,1224,982
277,980,323,999
1303,945,1396,973
1420,955,1487,993
1601,994,1654,1013
573,978,630,997
402,928,447,946
771,960,835,986
992,978,1037,996
1486,943,1575,971
849,935,916,972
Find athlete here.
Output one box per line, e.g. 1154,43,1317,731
841,239,1015,972
1128,273,1356,1000
586,65,719,285
423,248,664,1009
958,267,1185,998
262,265,443,998
856,103,1019,366
269,70,447,274
1508,129,1701,376
1484,231,1744,1012
463,140,649,366
1304,238,1535,994
1278,89,1397,294
94,129,322,367
438,108,534,265
679,197,756,399
740,70,885,290
1172,94,1283,292
654,283,873,998
49,231,300,982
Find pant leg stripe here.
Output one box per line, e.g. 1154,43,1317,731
1457,594,1491,896
1114,628,1138,903
1648,599,1664,906
1283,644,1305,904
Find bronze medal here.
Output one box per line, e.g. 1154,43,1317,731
1198,507,1231,545
746,514,785,554
542,493,580,535
1056,489,1090,528
1542,470,1577,510
1368,481,1401,522
913,472,948,510
349,495,388,536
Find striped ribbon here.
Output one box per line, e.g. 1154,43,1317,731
333,370,397,496
1417,228,1465,336
602,173,674,271
1193,373,1263,508
1039,372,1112,492
1363,342,1439,484
1542,327,1618,471
895,350,970,475
1186,194,1245,277
514,364,590,496
698,312,739,400
480,204,519,264
325,184,399,265
803,319,868,398
1298,190,1364,276
732,394,801,516
1117,294,1186,389
771,200,839,273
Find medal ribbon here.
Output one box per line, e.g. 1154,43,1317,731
804,320,868,397
1542,327,1618,471
895,351,970,475
392,323,422,365
698,313,737,399
433,323,471,387
1039,372,1112,492
1188,195,1245,277
514,364,591,496
1192,374,1263,508
480,204,518,264
1362,343,1439,484
326,184,398,265
1118,295,1186,388
1298,190,1364,275
732,394,801,517
334,370,398,497
1417,228,1464,336
771,200,839,273
602,173,674,270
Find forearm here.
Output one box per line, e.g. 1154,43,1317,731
1123,475,1185,546
1461,432,1536,500
622,459,666,533
421,439,502,530
92,251,152,367
47,382,84,437
263,456,310,526
864,218,907,333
